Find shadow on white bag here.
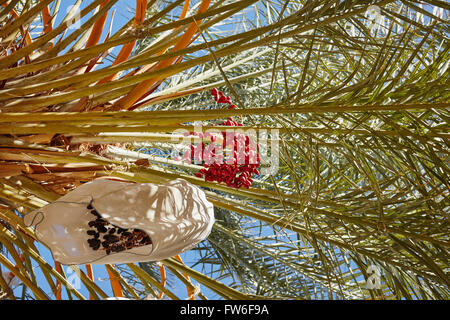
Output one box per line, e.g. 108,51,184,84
24,178,215,265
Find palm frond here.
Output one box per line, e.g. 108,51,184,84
0,0,448,300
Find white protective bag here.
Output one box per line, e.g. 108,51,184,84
24,178,214,265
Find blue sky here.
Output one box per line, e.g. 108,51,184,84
2,0,223,300
0,0,408,300
7,241,211,300
5,0,134,299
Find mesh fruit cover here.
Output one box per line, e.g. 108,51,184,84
24,178,215,265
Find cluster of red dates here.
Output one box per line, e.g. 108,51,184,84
185,89,260,189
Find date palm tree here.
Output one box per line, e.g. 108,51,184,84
0,0,448,300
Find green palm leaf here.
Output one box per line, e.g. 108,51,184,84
0,0,448,300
